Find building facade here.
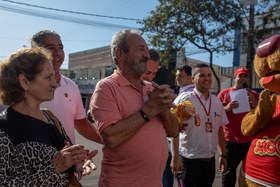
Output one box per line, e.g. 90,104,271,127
67,46,113,107
221,12,280,93
67,46,229,106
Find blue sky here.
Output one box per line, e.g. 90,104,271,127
0,0,233,69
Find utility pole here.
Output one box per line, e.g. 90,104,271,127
239,0,257,89
246,4,255,90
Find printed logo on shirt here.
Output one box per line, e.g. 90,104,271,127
214,112,221,118
254,134,280,158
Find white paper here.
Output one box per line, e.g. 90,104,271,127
229,89,250,114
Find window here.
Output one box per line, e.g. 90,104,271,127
241,33,248,54
70,71,76,79
106,66,113,77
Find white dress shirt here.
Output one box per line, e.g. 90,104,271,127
179,84,195,94
173,84,195,105
174,88,228,159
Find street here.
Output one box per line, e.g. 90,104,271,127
75,130,240,187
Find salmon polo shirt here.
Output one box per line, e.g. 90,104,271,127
90,70,168,187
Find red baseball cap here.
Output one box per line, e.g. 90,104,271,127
234,67,249,77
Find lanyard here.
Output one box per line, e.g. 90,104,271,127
193,90,211,122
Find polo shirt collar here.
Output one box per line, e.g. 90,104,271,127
180,84,195,93
229,86,240,92
58,73,67,87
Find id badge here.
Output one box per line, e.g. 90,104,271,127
206,122,212,132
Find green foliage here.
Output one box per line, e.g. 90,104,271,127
140,0,243,59
139,0,244,93
253,0,280,44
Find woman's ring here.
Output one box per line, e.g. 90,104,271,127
73,156,77,160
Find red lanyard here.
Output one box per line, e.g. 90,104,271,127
193,90,211,122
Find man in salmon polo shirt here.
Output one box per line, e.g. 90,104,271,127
90,29,178,187
217,67,259,187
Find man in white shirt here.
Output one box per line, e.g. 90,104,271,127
31,30,102,144
176,65,195,94
173,65,195,104
171,63,228,187
170,65,195,186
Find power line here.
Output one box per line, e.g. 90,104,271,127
0,0,142,21
102,0,139,17
186,51,208,56
0,3,137,30
61,0,141,40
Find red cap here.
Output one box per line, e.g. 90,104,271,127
234,67,249,77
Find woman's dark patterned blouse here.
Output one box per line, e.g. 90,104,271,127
0,106,70,186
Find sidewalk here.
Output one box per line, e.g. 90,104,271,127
76,130,240,187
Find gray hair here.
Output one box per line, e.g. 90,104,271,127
110,29,141,64
31,30,61,47
148,48,160,62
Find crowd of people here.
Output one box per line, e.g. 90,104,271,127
0,28,270,187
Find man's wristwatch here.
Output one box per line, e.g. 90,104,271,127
220,155,228,159
139,109,150,122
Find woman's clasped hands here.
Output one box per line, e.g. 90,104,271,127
51,141,98,180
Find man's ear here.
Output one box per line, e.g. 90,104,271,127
115,47,124,62
191,76,195,83
188,75,193,81
18,73,28,91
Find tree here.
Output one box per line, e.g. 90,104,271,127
239,0,280,48
237,0,280,89
140,0,244,93
254,0,280,43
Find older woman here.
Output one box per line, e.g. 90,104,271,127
0,47,98,186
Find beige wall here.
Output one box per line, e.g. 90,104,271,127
69,45,112,70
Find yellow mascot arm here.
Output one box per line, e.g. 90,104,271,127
241,89,276,137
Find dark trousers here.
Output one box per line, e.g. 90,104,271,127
163,155,174,187
163,140,174,187
222,141,251,187
180,156,215,187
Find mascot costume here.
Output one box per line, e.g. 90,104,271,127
239,35,280,186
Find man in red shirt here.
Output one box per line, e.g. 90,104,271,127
217,67,259,187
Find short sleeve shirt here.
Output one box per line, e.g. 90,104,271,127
174,88,229,159
217,87,259,143
40,74,85,144
90,70,168,187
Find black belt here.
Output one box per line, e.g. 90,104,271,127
195,157,214,162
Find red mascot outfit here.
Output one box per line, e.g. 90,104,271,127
240,35,280,187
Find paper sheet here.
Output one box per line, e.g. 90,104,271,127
229,89,250,114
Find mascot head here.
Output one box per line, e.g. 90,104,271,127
254,35,280,93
